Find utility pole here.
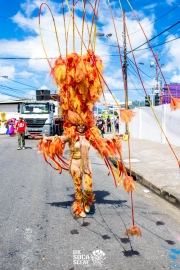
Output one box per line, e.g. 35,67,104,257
151,53,159,107
159,78,162,105
155,52,159,95
123,10,128,133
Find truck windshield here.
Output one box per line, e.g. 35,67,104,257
22,103,49,114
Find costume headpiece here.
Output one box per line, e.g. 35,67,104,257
51,50,104,127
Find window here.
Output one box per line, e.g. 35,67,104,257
22,103,49,114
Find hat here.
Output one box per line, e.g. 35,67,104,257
19,115,23,119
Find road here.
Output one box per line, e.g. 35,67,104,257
1,134,180,270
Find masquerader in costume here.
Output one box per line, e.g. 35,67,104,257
38,50,126,217
41,122,123,218
42,123,95,218
37,49,141,235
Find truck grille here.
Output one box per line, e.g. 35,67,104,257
24,118,48,128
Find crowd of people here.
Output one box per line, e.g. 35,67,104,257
95,115,120,137
1,116,27,150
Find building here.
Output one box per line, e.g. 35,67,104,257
162,83,180,104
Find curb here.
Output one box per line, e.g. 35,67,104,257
109,157,180,210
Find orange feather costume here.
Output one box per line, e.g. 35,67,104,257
38,50,141,236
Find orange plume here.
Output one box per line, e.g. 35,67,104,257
123,176,135,193
125,225,142,237
170,97,180,111
67,110,84,125
120,109,135,123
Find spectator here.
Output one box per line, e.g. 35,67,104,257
96,116,105,137
106,116,111,132
8,118,16,136
16,116,27,150
114,116,119,133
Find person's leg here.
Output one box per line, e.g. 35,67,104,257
18,133,21,149
22,132,25,148
117,124,119,133
71,169,86,217
82,161,95,213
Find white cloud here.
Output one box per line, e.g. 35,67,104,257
166,0,176,5
20,0,61,17
0,65,15,79
162,35,180,74
17,70,33,78
38,85,49,90
25,90,36,99
101,92,121,105
143,4,157,9
0,94,12,101
21,0,39,17
169,71,180,83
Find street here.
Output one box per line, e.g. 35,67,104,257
1,135,180,270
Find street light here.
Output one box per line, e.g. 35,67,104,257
96,33,105,37
106,33,112,38
96,33,112,38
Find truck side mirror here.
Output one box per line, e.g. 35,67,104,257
18,103,20,113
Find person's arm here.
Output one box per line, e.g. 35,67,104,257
103,134,123,142
25,122,27,133
42,134,69,143
102,120,105,130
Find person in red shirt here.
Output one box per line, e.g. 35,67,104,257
16,116,27,150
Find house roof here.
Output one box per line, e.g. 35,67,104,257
0,98,30,104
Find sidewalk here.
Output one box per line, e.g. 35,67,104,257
106,134,180,209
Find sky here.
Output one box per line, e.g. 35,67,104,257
0,0,180,105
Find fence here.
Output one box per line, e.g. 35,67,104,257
119,104,180,147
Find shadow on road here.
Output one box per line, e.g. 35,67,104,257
47,190,127,209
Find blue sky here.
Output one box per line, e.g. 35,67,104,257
0,0,180,105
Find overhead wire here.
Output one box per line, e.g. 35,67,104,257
127,19,180,54
128,2,180,35
0,30,179,60
127,60,153,91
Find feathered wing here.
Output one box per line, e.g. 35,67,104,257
85,126,129,189
38,137,69,173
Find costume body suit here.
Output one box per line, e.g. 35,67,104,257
69,134,95,216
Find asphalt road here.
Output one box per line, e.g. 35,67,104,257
1,134,180,270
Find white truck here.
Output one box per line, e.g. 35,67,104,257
0,97,64,137
21,100,57,138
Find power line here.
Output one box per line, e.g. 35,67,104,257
128,3,180,35
134,35,180,52
0,31,179,61
127,57,154,79
2,77,37,89
127,19,180,54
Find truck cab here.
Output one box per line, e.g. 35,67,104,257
21,100,55,138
